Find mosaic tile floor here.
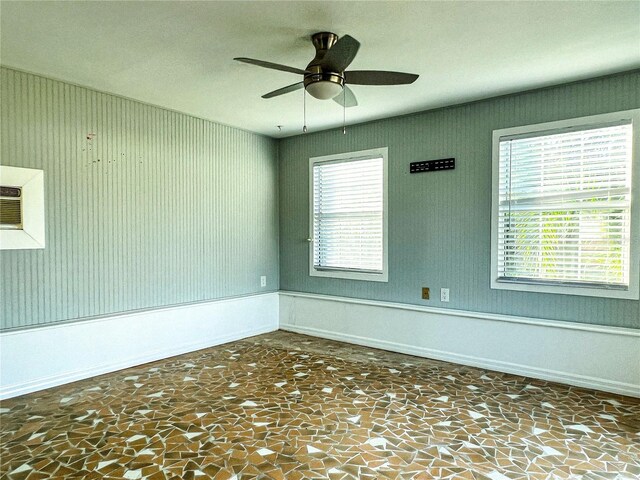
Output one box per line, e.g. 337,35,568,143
1,331,639,479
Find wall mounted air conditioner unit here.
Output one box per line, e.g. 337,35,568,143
0,186,22,229
0,166,45,250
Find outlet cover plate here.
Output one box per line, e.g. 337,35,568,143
440,288,450,302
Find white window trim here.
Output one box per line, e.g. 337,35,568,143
0,166,45,250
309,147,388,282
490,109,640,300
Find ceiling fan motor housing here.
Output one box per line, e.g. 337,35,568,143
304,32,344,100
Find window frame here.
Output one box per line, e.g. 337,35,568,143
309,147,389,282
490,109,640,300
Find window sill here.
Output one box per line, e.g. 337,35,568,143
310,268,388,283
490,278,639,300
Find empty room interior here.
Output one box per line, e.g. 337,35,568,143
1,1,640,479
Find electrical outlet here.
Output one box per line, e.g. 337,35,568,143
421,287,430,300
260,276,267,287
440,288,450,302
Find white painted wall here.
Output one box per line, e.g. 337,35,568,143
3,290,638,400
279,292,640,397
0,293,278,399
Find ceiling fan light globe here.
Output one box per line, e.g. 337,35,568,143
306,80,343,100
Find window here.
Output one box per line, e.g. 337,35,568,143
309,147,388,282
491,109,639,299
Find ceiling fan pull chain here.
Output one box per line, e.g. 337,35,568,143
303,88,308,133
343,89,346,134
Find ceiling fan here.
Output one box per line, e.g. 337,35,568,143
234,32,419,108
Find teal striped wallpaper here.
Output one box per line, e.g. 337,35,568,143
279,71,640,329
3,67,639,331
0,67,279,330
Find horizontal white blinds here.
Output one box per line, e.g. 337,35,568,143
497,122,632,287
313,157,383,272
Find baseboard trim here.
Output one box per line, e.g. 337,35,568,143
2,325,275,400
279,292,640,398
1,293,279,399
280,323,637,397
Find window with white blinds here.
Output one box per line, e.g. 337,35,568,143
309,148,388,282
491,110,639,299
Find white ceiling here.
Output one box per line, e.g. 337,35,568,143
1,1,639,138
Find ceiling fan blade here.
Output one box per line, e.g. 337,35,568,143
332,85,358,108
262,82,304,99
319,35,360,72
234,57,306,76
345,70,419,85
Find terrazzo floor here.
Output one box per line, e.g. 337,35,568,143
1,331,639,479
